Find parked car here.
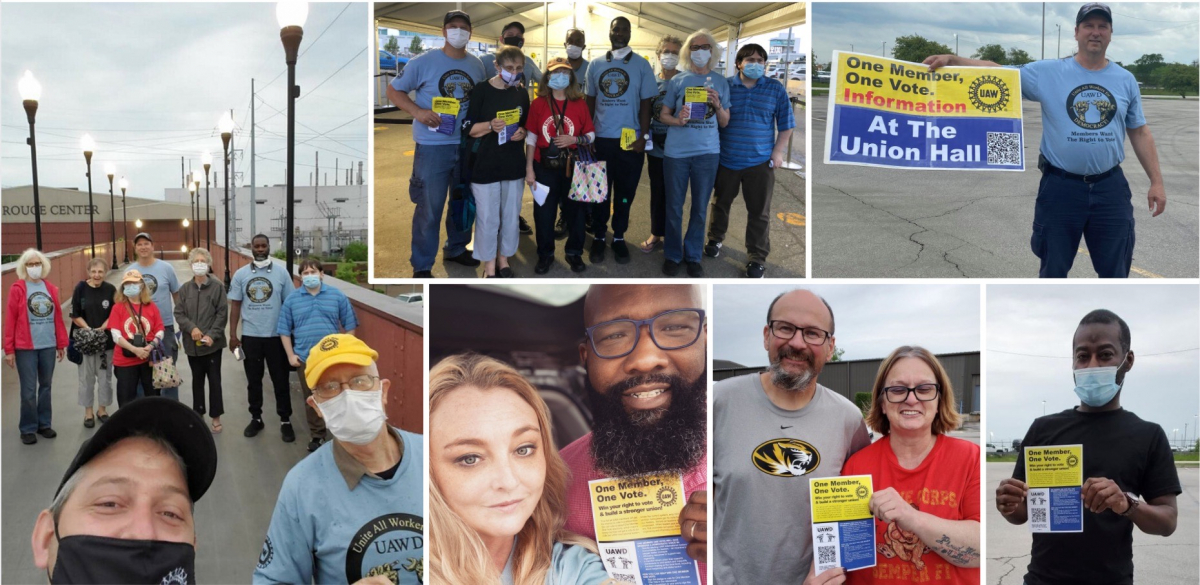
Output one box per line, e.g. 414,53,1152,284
816,70,831,83
396,292,423,305
986,443,1007,456
379,49,398,71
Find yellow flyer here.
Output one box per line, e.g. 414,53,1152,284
620,127,637,150
429,97,460,135
588,474,700,585
809,475,876,574
496,108,521,144
683,87,709,120
1024,445,1084,533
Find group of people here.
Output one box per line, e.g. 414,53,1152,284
428,284,708,583
3,232,359,454
712,289,1180,585
389,11,794,278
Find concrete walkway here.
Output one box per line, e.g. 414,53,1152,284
2,261,315,583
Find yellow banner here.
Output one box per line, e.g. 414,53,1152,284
431,97,460,116
810,475,874,524
497,108,521,125
1025,445,1083,488
831,51,1021,119
589,474,686,542
684,87,708,103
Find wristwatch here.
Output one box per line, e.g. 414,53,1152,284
1119,492,1140,516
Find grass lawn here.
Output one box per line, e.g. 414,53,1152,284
1140,87,1197,97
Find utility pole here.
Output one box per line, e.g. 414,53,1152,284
1041,2,1046,60
250,78,257,239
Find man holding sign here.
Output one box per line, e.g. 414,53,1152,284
996,309,1180,585
925,3,1167,278
386,10,485,277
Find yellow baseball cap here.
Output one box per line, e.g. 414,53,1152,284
305,334,379,389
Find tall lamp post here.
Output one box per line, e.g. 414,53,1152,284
219,111,235,289
105,163,117,268
1056,24,1062,59
119,177,130,264
19,71,44,250
188,181,198,248
202,150,212,246
183,219,191,252
278,1,308,277
192,172,202,248
81,134,96,257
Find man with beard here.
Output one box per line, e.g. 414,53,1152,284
228,234,296,442
713,289,870,584
560,284,709,580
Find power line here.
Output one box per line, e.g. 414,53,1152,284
257,2,354,93
989,348,1200,359
299,47,368,102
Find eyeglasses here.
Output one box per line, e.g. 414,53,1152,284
690,44,712,51
768,321,832,346
586,309,705,359
313,374,379,399
881,384,941,403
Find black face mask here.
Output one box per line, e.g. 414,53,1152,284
502,36,523,47
51,534,196,584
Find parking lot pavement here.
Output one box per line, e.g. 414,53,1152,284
985,462,1199,584
811,95,1199,278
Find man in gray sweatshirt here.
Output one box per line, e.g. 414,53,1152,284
714,289,870,584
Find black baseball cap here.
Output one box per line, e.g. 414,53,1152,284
55,398,218,503
502,21,525,35
1076,2,1112,25
444,10,471,28
133,232,153,243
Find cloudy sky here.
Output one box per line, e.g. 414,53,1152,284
714,284,981,366
813,2,1199,66
987,284,1199,447
2,3,368,199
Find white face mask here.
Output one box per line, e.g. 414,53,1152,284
191,262,208,277
566,45,583,59
659,54,679,70
611,46,632,60
690,49,711,67
317,389,387,445
445,28,470,49
26,265,43,280
253,258,272,268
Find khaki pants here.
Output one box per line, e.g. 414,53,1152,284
297,364,327,441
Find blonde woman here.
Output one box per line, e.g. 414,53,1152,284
657,29,731,278
109,270,166,406
429,353,618,584
174,248,227,433
3,248,68,445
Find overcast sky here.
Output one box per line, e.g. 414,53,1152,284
813,2,1199,66
714,284,981,366
2,3,367,199
987,285,1200,447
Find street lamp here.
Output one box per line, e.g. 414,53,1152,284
135,219,143,229
1056,24,1062,59
191,171,202,248
882,41,887,57
954,33,959,56
188,181,198,249
105,163,117,269
81,133,96,257
278,1,308,278
202,150,212,246
219,111,235,289
19,71,44,250
119,177,129,264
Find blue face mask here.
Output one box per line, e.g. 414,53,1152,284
742,62,765,79
549,72,570,90
302,275,321,289
123,284,142,297
1073,352,1128,407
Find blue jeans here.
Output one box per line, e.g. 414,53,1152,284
136,324,179,401
1031,166,1134,278
409,143,472,271
16,348,55,434
663,154,720,263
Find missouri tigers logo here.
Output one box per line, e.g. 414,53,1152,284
752,438,821,477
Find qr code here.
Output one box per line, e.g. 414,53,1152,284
817,546,837,565
986,132,1021,165
1031,507,1047,524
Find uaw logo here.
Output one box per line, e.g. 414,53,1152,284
856,485,869,499
319,337,339,352
968,75,1010,114
257,536,274,570
599,68,630,99
1067,454,1079,468
27,291,53,318
752,438,821,477
142,273,160,295
246,277,273,304
1066,84,1117,130
656,484,678,507
346,513,425,584
439,69,475,108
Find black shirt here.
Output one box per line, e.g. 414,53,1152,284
465,79,530,184
70,280,117,349
1013,407,1181,585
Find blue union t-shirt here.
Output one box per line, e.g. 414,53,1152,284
391,49,486,146
227,260,293,339
25,280,57,350
662,71,730,158
586,52,659,139
126,259,180,327
1020,57,1146,176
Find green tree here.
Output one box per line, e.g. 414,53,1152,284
891,35,954,64
1151,63,1199,98
335,262,362,283
1006,47,1033,66
972,44,1008,64
343,241,368,262
1133,53,1165,84
854,392,872,415
408,35,424,56
384,36,400,56
829,347,845,362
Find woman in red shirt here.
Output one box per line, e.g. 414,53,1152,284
108,270,166,406
813,346,980,585
524,57,595,274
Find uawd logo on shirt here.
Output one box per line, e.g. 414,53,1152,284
346,513,424,584
1066,84,1117,130
439,69,475,106
751,438,821,477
